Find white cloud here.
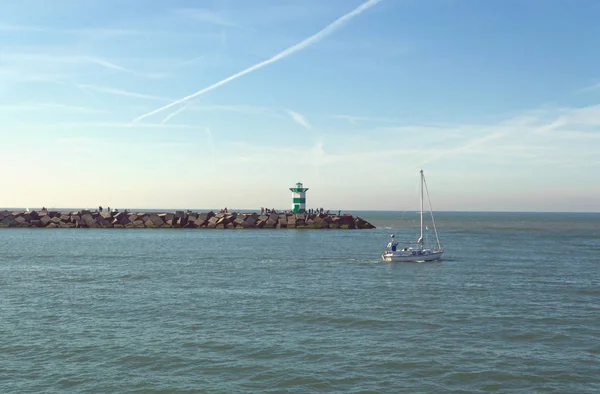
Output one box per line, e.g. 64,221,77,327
0,103,108,114
0,23,46,32
332,114,401,124
578,82,600,93
0,52,166,79
172,8,239,27
78,84,171,101
287,110,312,130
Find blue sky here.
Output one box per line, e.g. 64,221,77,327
2,0,600,212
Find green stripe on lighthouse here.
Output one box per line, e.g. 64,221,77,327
290,181,309,213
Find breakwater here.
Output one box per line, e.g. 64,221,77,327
0,210,375,229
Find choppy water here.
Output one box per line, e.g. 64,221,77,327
1,211,599,393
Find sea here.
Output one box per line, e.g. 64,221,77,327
1,211,599,393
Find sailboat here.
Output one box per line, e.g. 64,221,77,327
381,170,444,262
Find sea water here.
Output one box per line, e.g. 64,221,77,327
1,211,599,393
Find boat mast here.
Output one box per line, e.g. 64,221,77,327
419,169,424,247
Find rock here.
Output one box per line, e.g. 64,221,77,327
338,215,354,226
177,216,188,227
80,214,95,227
318,220,330,228
150,215,164,227
118,215,131,225
194,217,207,227
198,213,209,222
245,216,257,227
40,215,53,226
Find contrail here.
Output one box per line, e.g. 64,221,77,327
161,104,188,124
133,0,384,123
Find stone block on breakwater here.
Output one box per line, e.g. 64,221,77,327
0,210,376,230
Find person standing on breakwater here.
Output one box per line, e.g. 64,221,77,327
99,206,103,212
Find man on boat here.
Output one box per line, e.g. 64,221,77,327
387,234,398,252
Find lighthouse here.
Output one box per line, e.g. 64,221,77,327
290,182,309,213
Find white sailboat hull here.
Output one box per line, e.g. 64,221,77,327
381,250,443,263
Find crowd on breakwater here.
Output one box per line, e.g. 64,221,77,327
0,209,376,229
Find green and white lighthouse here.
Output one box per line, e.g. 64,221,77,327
290,182,309,213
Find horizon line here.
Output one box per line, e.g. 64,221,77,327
1,207,599,214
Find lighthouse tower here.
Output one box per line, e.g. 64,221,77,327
290,182,309,213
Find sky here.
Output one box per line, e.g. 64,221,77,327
1,0,600,212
